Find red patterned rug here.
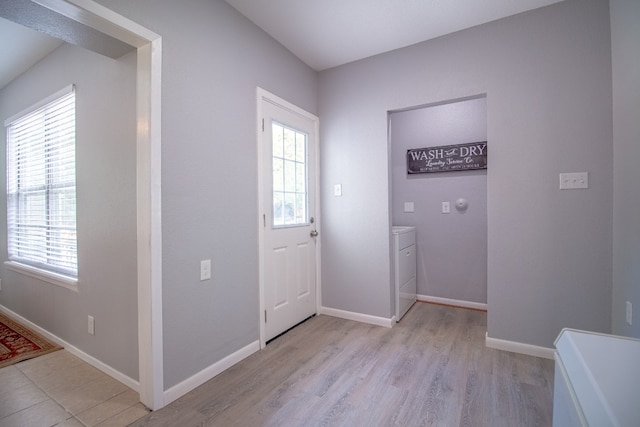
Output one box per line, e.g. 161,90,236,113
0,312,62,368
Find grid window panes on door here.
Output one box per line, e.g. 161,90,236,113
5,86,78,278
272,122,308,227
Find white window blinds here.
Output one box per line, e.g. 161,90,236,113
5,85,77,278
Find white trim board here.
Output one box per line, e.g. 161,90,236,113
0,305,139,391
163,340,260,406
320,306,395,328
417,294,487,311
485,332,555,360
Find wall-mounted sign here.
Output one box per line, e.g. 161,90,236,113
407,141,487,174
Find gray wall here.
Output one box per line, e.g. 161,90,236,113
319,0,613,347
390,98,487,303
97,0,318,389
3,0,632,398
0,44,139,378
611,0,640,338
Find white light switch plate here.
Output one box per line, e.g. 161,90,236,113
334,184,342,196
442,201,450,214
559,172,588,189
404,202,414,213
88,315,95,335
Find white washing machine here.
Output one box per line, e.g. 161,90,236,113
392,226,417,321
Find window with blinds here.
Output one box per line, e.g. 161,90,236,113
5,85,77,280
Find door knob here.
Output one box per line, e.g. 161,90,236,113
310,230,319,237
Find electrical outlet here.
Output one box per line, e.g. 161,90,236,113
200,259,211,281
88,315,95,335
626,301,633,326
442,201,450,214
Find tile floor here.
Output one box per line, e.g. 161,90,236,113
0,349,149,427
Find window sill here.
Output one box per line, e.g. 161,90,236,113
4,261,78,292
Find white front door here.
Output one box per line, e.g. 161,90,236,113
258,89,319,344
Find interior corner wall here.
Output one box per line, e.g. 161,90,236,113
611,0,640,338
390,98,487,304
319,0,613,348
0,44,139,379
97,0,318,389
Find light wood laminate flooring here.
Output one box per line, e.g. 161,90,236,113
133,302,554,427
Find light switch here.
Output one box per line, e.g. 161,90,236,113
334,184,342,196
559,172,588,189
88,315,95,335
442,201,450,214
404,202,414,213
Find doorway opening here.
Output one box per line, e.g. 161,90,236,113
389,95,487,311
0,1,163,410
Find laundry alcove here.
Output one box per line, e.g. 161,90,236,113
389,96,488,308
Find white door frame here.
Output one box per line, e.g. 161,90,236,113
256,87,321,348
1,0,164,410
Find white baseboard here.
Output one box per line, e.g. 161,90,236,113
417,294,487,311
163,340,260,406
485,332,555,360
320,306,395,328
0,304,139,391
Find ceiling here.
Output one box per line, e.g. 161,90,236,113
0,16,62,90
224,0,564,71
1,0,133,91
1,0,564,90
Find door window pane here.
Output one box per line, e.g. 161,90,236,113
272,122,308,227
273,158,284,192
